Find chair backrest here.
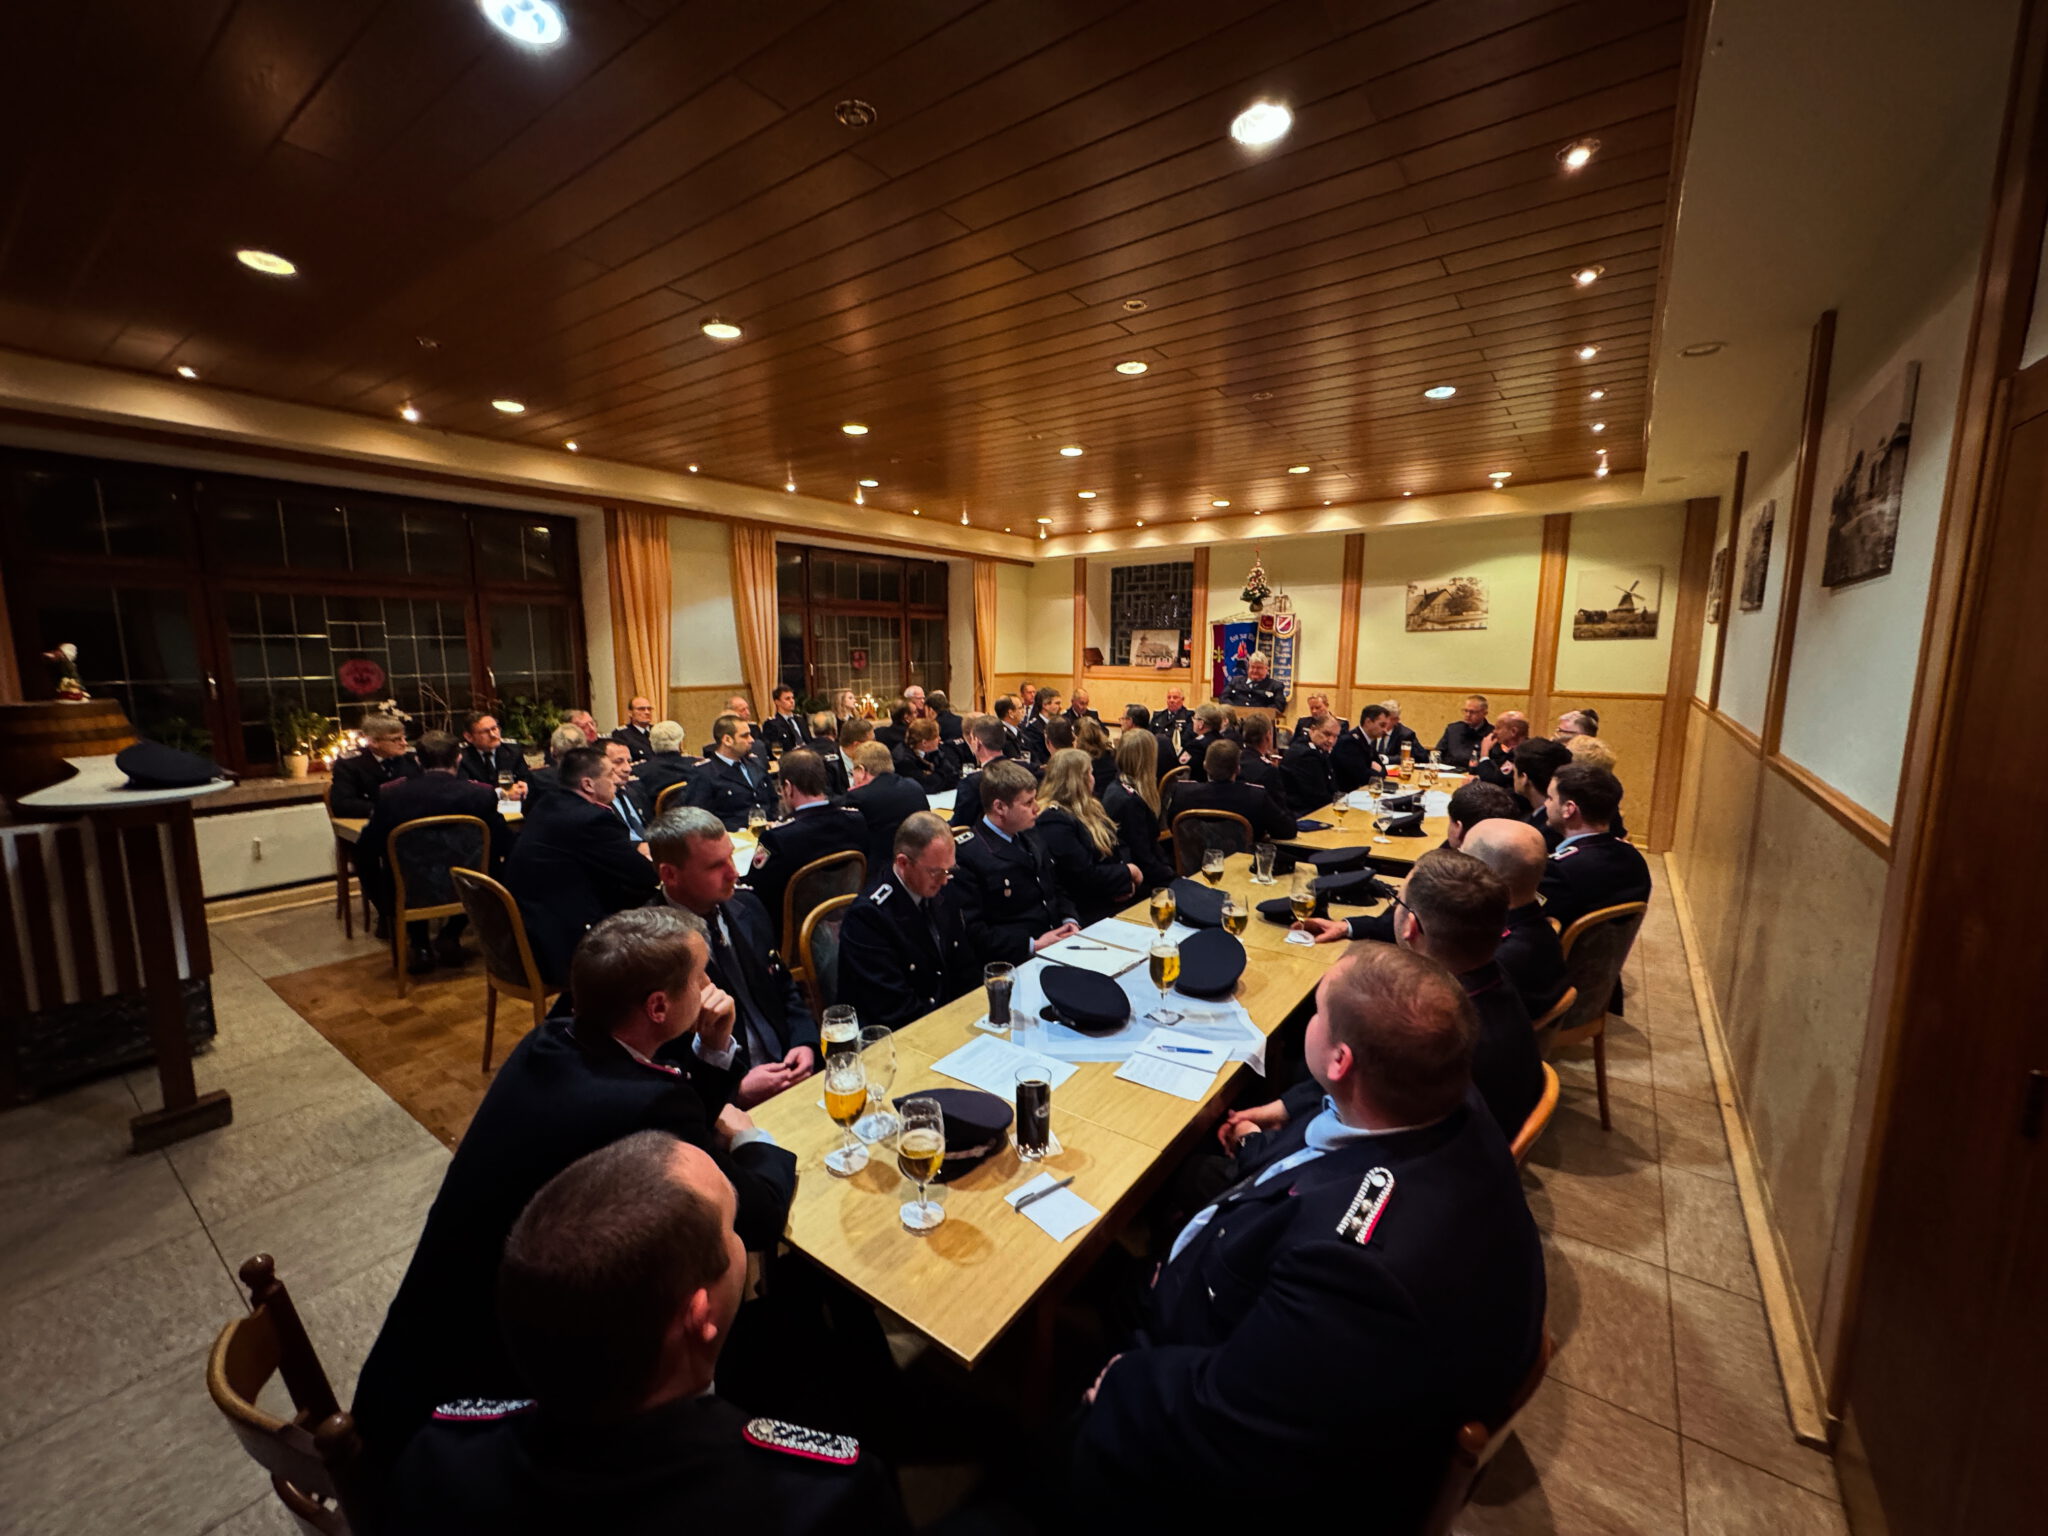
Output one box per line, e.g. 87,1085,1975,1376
207,1255,366,1535
1419,1331,1555,1535
1158,765,1188,810
451,868,546,998
782,849,867,957
1509,1063,1561,1167
1170,808,1256,876
654,780,692,819
798,893,859,1016
388,814,491,918
1553,902,1648,1046
1530,985,1578,1034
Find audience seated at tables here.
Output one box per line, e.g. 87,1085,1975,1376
1461,819,1571,1018
953,760,1080,962
845,741,929,871
745,749,868,951
1474,711,1530,789
1510,737,1572,847
351,908,796,1468
610,696,655,762
1291,691,1347,739
384,1130,901,1534
755,685,804,757
1104,728,1175,891
1435,694,1493,768
684,714,780,831
651,808,818,1108
928,689,963,742
892,717,960,793
1538,763,1651,933
628,720,700,819
1068,943,1544,1525
356,730,507,973
837,812,980,1033
805,711,852,796
1236,712,1283,795
1034,749,1145,927
950,719,1029,827
1172,738,1298,842
1302,779,1521,947
1279,713,1341,815
457,711,531,797
506,744,659,987
330,714,420,818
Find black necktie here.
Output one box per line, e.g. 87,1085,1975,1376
710,909,775,1065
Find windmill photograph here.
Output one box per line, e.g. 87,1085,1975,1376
1573,566,1664,640
1404,576,1491,632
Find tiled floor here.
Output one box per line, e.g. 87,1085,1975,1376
0,861,1848,1534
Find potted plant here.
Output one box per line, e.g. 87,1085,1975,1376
500,695,568,764
272,704,341,778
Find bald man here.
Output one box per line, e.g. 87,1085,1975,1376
1461,819,1570,1018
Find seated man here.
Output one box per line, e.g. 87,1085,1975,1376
759,685,808,757
1461,819,1570,1018
356,730,507,974
874,700,913,753
1474,711,1530,789
386,1130,902,1533
1222,649,1287,713
352,908,797,1464
1291,691,1346,739
1020,689,1064,766
1539,763,1651,933
1510,738,1572,847
1331,702,1393,794
806,711,851,797
1120,703,1176,779
903,683,928,720
847,741,930,871
928,689,963,742
892,717,960,794
1236,712,1283,794
457,711,531,798
1555,707,1600,740
1175,703,1229,781
683,714,780,831
1297,779,1520,946
953,760,1080,962
1155,684,1195,740
1379,698,1425,763
1434,694,1492,768
746,749,868,951
837,813,979,1032
610,696,655,762
951,718,1037,827
1278,713,1341,815
653,808,818,1108
506,745,659,987
330,714,419,817
991,693,1025,756
1072,944,1545,1525
1173,739,1298,841
628,720,701,820
1065,686,1100,723
605,738,649,844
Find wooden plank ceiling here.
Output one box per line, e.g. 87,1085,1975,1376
0,0,1686,538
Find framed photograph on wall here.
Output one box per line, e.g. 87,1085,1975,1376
1572,566,1662,640
1823,361,1919,589
1404,576,1489,631
1740,499,1775,612
1128,628,1181,668
1707,547,1729,624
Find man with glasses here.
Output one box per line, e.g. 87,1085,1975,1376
1434,695,1492,769
837,813,978,1032
457,711,531,798
610,696,656,762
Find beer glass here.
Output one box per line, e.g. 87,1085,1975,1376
1285,869,1318,946
856,1025,898,1142
981,962,1015,1033
1331,796,1349,828
897,1097,947,1233
1221,898,1248,936
1149,885,1177,932
1015,1066,1053,1161
1146,939,1183,1025
1252,842,1278,885
821,1004,860,1054
822,1049,869,1176
1200,847,1227,886
746,803,769,833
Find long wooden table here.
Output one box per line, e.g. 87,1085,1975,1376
748,854,1381,1367
1282,777,1464,865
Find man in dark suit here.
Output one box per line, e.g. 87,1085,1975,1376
928,690,964,743
951,719,1035,828
684,714,780,831
385,1131,903,1534
1222,651,1287,714
759,685,808,757
805,713,854,796
1539,763,1652,932
873,701,912,753
991,694,1025,758
351,908,797,1467
1380,699,1425,765
1434,694,1493,768
1463,818,1570,1019
846,741,931,872
1019,691,1063,767
456,712,532,798
610,696,655,762
1174,704,1229,782
1155,685,1195,742
1064,687,1101,725
745,749,868,950
1291,692,1347,739
1333,703,1395,793
1073,943,1545,1526
1236,714,1283,795
629,720,701,820
330,714,419,817
357,730,508,974
1474,712,1531,790
1511,738,1572,849
838,813,980,1033
1279,714,1341,815
953,761,1079,963
505,745,660,986
651,807,819,1107
604,739,650,844
893,718,961,794
1171,740,1297,842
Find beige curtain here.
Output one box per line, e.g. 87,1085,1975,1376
729,521,780,713
973,559,999,712
604,507,672,723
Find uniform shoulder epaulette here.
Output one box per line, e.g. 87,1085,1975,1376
743,1416,860,1465
954,829,975,843
1334,1166,1395,1246
432,1397,536,1422
870,882,893,904
1552,845,1579,860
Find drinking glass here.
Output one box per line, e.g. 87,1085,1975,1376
1146,939,1184,1024
1330,797,1350,829
822,1049,870,1176
1149,885,1177,933
981,962,1015,1033
1200,847,1226,887
1285,869,1319,946
1015,1066,1053,1161
897,1097,947,1233
746,803,769,833
1221,898,1248,936
1252,842,1278,885
1367,786,1392,846
821,1004,860,1054
496,770,514,796
855,1025,898,1142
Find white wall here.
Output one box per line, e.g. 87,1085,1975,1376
576,510,616,713
946,559,975,702
666,516,743,685
1204,534,1347,682
1355,518,1546,686
1716,458,1795,733
1554,503,1689,694
1024,556,1074,677
1696,495,1735,700
993,563,1031,672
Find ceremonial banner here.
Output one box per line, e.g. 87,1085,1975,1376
1210,613,1299,700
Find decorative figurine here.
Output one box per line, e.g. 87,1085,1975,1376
43,643,89,701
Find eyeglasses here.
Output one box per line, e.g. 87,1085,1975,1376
1392,894,1424,936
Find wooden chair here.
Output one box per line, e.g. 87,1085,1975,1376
388,814,491,999
781,849,867,997
654,780,693,819
797,893,859,1017
1158,764,1188,813
320,779,372,940
1419,1331,1555,1535
1509,1063,1562,1168
207,1254,369,1536
1530,985,1578,1035
1552,902,1650,1131
1169,807,1256,876
451,867,554,1072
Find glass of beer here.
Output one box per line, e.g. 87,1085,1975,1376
1285,869,1319,946
1331,795,1349,827
1146,939,1184,1025
1149,885,1177,933
1200,847,1227,886
746,803,769,833
856,1025,898,1142
1221,898,1248,936
1015,1066,1053,1161
982,962,1015,1033
496,769,514,797
822,1049,869,1176
821,1004,860,1055
897,1097,947,1233
1252,842,1278,885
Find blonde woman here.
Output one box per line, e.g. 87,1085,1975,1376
1565,735,1618,771
1105,730,1173,890
834,689,861,727
1076,716,1117,796
1036,748,1142,924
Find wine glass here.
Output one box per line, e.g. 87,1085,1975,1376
1146,939,1184,1025
1285,868,1319,946
822,1049,870,1176
1330,796,1350,829
855,1025,898,1142
1149,884,1177,934
1221,898,1248,936
897,1097,947,1233
1200,847,1226,886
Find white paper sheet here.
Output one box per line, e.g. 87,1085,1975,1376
929,1035,1077,1097
732,843,757,877
1084,915,1197,950
1037,933,1144,976
1113,1031,1227,1100
1004,1172,1100,1242
926,788,957,813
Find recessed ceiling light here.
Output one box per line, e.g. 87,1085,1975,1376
911,508,920,515
1595,455,1611,479
858,478,879,487
1403,491,1413,497
1287,464,1312,473
1557,137,1600,171
1489,471,1512,481
701,318,743,340
416,335,439,350
399,402,420,421
1121,299,1149,313
479,0,566,47
491,398,526,414
1039,528,1048,540
1250,390,1274,401
834,99,878,129
1589,389,1606,401
1136,520,1145,527
1212,499,1230,508
1591,422,1606,433
1576,345,1599,361
1322,500,1332,506
1057,445,1084,458
1003,526,1011,532
1423,385,1457,399
687,463,699,472
1680,341,1727,358
1077,490,1096,499
960,511,970,525
1252,508,1263,515
1571,264,1605,287
564,440,579,451
235,248,295,276
1036,517,1054,524
176,365,198,380
785,480,797,493
1193,516,1201,522
841,422,868,436
1114,359,1149,374
1230,100,1293,147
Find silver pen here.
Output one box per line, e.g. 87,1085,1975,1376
1014,1175,1076,1212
